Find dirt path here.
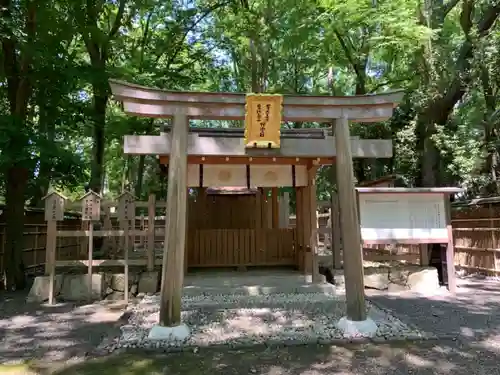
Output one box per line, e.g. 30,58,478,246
33,339,500,375
366,277,500,345
0,291,128,364
2,276,500,374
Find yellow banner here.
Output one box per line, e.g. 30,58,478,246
244,94,283,149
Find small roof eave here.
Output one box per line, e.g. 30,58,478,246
356,187,464,195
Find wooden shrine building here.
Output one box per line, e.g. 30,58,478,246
110,79,404,325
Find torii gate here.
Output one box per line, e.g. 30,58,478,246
110,79,404,340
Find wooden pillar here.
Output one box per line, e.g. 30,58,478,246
279,192,290,228
295,187,304,270
331,192,342,269
185,189,190,274
335,116,367,321
302,184,312,276
159,114,189,327
444,198,456,294
419,244,430,266
271,187,279,229
147,194,156,271
307,166,320,281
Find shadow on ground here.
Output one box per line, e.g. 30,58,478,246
3,277,500,374
29,339,500,375
366,277,500,342
0,290,128,364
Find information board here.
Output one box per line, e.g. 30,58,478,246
358,193,448,242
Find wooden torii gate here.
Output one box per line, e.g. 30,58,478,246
110,79,404,339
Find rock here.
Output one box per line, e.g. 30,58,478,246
407,268,439,293
363,267,390,290
106,291,125,301
27,275,64,302
130,283,138,296
59,274,105,301
105,287,113,295
138,271,159,294
111,274,126,292
388,268,412,284
387,283,409,293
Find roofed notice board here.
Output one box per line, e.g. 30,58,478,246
358,191,450,243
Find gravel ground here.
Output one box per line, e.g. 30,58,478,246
110,292,427,352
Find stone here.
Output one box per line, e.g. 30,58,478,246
59,274,104,301
138,271,159,294
387,283,409,293
130,284,138,296
389,267,412,284
111,274,126,291
363,268,390,290
407,268,440,293
336,316,378,337
106,291,125,301
147,324,191,341
27,275,64,302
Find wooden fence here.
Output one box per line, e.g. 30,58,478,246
452,205,500,275
0,219,81,278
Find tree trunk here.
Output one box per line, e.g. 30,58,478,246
135,155,146,198
4,166,29,290
89,93,108,194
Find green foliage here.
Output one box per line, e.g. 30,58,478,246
0,0,499,205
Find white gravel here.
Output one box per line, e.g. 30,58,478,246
104,292,432,352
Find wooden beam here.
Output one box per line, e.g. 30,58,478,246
159,114,189,327
335,116,367,322
110,80,404,122
122,101,396,122
110,79,404,108
125,134,393,158
159,155,335,165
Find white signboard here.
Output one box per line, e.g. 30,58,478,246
359,193,447,242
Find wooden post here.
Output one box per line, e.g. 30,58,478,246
444,198,456,294
43,192,66,305
147,194,156,271
271,187,279,229
118,191,135,303
331,192,342,269
489,204,499,274
159,114,189,327
335,116,367,321
139,213,145,248
80,191,101,301
302,184,312,276
419,244,430,266
307,166,320,282
279,192,290,228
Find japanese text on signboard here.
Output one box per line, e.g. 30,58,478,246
244,94,283,149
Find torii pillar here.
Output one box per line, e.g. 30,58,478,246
334,115,376,336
